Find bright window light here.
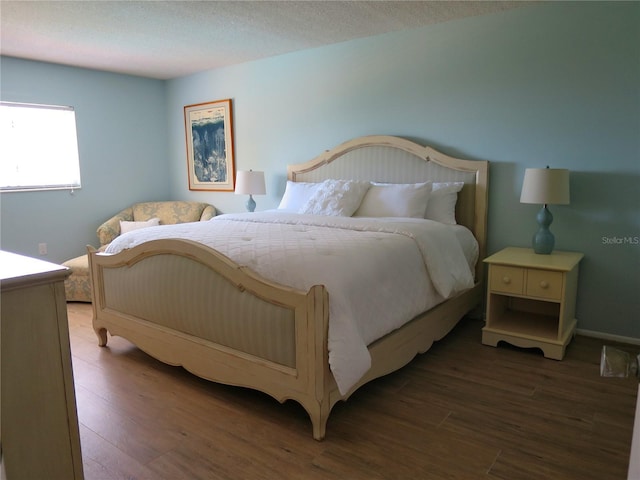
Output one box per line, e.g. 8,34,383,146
0,101,81,192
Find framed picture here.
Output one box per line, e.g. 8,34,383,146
184,99,235,191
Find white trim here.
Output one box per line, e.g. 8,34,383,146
576,328,640,346
628,385,640,480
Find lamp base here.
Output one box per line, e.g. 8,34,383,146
246,195,256,213
532,205,555,254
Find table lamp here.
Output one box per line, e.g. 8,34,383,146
520,166,570,254
235,170,266,212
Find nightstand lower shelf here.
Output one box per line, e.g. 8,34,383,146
482,311,577,360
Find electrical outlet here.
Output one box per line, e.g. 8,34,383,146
38,243,47,255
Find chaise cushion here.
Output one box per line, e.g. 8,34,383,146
62,254,92,302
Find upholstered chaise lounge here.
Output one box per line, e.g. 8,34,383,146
63,201,216,302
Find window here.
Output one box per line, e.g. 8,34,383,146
0,101,81,192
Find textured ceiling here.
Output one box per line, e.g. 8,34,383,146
1,1,528,80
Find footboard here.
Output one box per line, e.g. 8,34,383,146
88,239,336,440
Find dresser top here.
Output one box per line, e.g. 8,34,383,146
1,250,69,290
484,247,584,271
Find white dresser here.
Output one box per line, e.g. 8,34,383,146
1,251,84,479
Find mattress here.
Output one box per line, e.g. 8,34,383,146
105,212,478,394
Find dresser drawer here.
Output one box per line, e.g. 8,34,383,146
490,265,524,295
526,269,563,301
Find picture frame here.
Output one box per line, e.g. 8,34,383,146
184,99,235,191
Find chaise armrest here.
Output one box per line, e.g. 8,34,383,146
97,207,133,246
200,205,216,221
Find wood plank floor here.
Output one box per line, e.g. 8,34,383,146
67,303,638,479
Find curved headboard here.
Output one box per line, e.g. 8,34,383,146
288,135,489,280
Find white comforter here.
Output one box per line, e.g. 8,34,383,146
105,212,477,394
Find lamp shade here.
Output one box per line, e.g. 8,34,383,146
520,168,570,205
234,170,266,195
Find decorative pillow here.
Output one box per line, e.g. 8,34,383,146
277,181,322,211
119,217,160,234
354,182,432,218
299,179,370,216
425,182,464,224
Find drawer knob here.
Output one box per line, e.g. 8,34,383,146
540,280,549,289
502,276,511,284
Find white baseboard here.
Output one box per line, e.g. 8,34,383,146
576,328,640,346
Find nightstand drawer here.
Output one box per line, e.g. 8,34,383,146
526,269,563,300
490,265,524,295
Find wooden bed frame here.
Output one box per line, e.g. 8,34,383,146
88,135,489,440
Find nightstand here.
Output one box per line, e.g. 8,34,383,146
482,247,584,360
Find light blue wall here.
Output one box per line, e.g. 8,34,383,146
168,2,639,337
0,58,169,262
1,2,637,338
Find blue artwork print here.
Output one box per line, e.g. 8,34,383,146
191,117,227,183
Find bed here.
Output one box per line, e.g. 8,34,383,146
88,135,489,440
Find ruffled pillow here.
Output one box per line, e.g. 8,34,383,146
299,179,370,216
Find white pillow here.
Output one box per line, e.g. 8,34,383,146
299,179,370,216
425,182,464,224
354,182,432,218
277,181,322,211
119,217,160,234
